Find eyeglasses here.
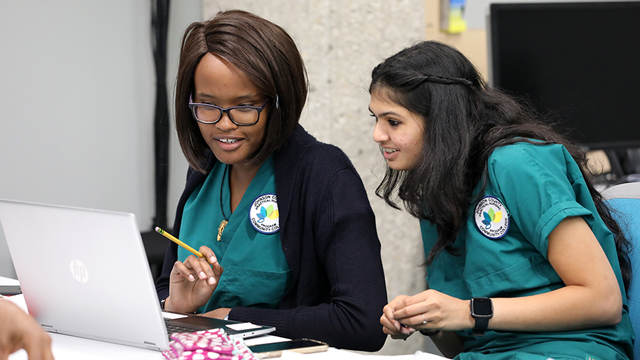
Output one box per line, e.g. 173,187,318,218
188,94,269,126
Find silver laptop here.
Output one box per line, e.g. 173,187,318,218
0,199,275,351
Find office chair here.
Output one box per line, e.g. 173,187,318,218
603,182,640,360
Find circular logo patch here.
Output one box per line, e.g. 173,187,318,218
474,196,509,239
249,193,280,234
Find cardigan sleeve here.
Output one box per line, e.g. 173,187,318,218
155,166,204,302
155,241,178,302
229,167,388,351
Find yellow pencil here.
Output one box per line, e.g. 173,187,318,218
155,227,212,265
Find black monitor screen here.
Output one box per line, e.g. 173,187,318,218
489,2,640,150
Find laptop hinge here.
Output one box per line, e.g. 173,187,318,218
144,341,159,350
41,324,57,333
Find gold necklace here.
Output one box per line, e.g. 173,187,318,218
217,165,229,242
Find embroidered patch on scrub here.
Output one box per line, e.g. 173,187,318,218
474,196,509,239
249,193,280,234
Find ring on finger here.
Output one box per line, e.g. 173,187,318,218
422,314,427,325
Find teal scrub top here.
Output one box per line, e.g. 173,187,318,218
178,156,291,312
420,142,634,360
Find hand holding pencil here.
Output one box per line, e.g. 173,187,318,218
156,227,223,313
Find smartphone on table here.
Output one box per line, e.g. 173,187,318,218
248,339,329,359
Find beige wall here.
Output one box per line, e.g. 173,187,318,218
200,0,489,355
425,0,488,79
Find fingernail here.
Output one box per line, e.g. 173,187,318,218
199,271,206,279
188,274,195,282
210,256,217,264
394,322,401,331
208,277,216,285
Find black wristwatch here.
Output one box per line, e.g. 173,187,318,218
470,297,493,336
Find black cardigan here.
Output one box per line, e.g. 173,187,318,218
156,125,387,351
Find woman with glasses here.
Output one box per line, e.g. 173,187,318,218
371,41,633,359
155,10,387,351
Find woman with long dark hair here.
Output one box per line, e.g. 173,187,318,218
372,41,633,359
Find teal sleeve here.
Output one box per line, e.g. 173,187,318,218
488,143,592,257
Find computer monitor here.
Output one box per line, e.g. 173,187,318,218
489,1,640,152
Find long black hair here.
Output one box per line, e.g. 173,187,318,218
370,41,632,290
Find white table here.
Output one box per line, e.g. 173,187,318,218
9,332,164,360
7,323,289,360
2,276,160,359
1,276,446,360
1,276,292,359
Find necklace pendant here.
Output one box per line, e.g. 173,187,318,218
217,220,228,242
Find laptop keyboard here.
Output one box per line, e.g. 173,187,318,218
164,318,198,334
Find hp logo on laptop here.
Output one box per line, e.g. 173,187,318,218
70,259,89,283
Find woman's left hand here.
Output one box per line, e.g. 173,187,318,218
381,295,416,339
391,289,473,332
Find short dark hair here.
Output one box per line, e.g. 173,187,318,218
175,10,308,173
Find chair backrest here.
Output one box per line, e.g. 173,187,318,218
602,182,640,360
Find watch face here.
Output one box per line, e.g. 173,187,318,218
473,297,493,316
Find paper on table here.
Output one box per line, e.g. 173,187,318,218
227,322,263,331
279,349,447,360
244,335,290,347
161,311,187,319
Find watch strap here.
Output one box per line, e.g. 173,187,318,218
472,316,489,336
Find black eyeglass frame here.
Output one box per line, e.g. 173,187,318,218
188,94,269,126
